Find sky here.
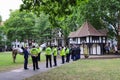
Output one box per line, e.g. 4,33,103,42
0,0,23,21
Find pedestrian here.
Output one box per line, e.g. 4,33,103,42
22,46,29,70
105,43,110,54
71,45,77,61
45,46,52,68
52,46,58,66
37,46,42,61
76,45,81,60
65,46,70,63
60,47,66,64
114,45,118,54
30,46,39,71
83,44,89,58
70,46,74,60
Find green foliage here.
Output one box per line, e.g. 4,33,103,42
0,25,6,46
76,0,120,39
0,26,4,40
4,10,54,44
20,0,90,46
35,12,52,43
4,10,36,41
20,0,120,45
20,0,77,17
0,15,2,22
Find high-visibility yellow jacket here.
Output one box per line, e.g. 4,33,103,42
30,48,39,56
37,47,41,53
45,47,52,55
53,47,57,56
60,48,65,56
65,48,70,54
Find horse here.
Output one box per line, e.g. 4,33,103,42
12,48,23,63
12,49,18,63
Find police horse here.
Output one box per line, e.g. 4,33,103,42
12,47,23,63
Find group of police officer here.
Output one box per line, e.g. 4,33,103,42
22,44,81,71
22,45,41,70
45,45,81,68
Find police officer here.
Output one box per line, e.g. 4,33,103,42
52,46,58,66
22,46,29,70
60,47,66,64
45,46,52,68
30,46,39,71
37,46,42,61
65,46,70,63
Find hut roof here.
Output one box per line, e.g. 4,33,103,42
68,32,76,37
69,21,107,38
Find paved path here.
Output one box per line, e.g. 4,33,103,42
0,59,64,80
0,55,120,80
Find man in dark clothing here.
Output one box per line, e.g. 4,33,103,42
22,47,29,70
76,46,81,60
71,45,77,61
71,46,74,60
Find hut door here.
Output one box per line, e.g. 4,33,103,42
93,44,96,54
97,44,101,55
92,44,101,55
80,45,84,54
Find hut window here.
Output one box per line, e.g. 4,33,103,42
81,37,86,42
73,38,76,41
92,36,99,41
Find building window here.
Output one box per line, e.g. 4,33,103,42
92,36,99,43
73,38,76,41
92,36,99,41
81,37,86,42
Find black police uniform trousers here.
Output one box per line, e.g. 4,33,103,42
61,55,65,64
46,55,52,68
37,52,41,61
31,56,39,70
24,57,28,69
53,56,57,66
66,54,70,62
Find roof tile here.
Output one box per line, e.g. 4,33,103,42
69,21,107,37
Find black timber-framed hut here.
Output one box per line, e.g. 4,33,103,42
68,21,107,55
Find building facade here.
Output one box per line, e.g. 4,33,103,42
69,21,107,55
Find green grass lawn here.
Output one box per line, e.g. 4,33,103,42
0,52,46,72
25,58,120,80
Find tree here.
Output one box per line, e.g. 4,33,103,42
20,0,89,46
35,12,52,44
0,15,5,47
76,0,120,38
0,26,5,45
20,0,77,16
0,15,2,23
74,0,120,48
4,10,36,41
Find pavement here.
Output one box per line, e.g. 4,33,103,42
0,55,120,80
0,59,63,80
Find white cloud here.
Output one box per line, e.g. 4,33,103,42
0,0,23,21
